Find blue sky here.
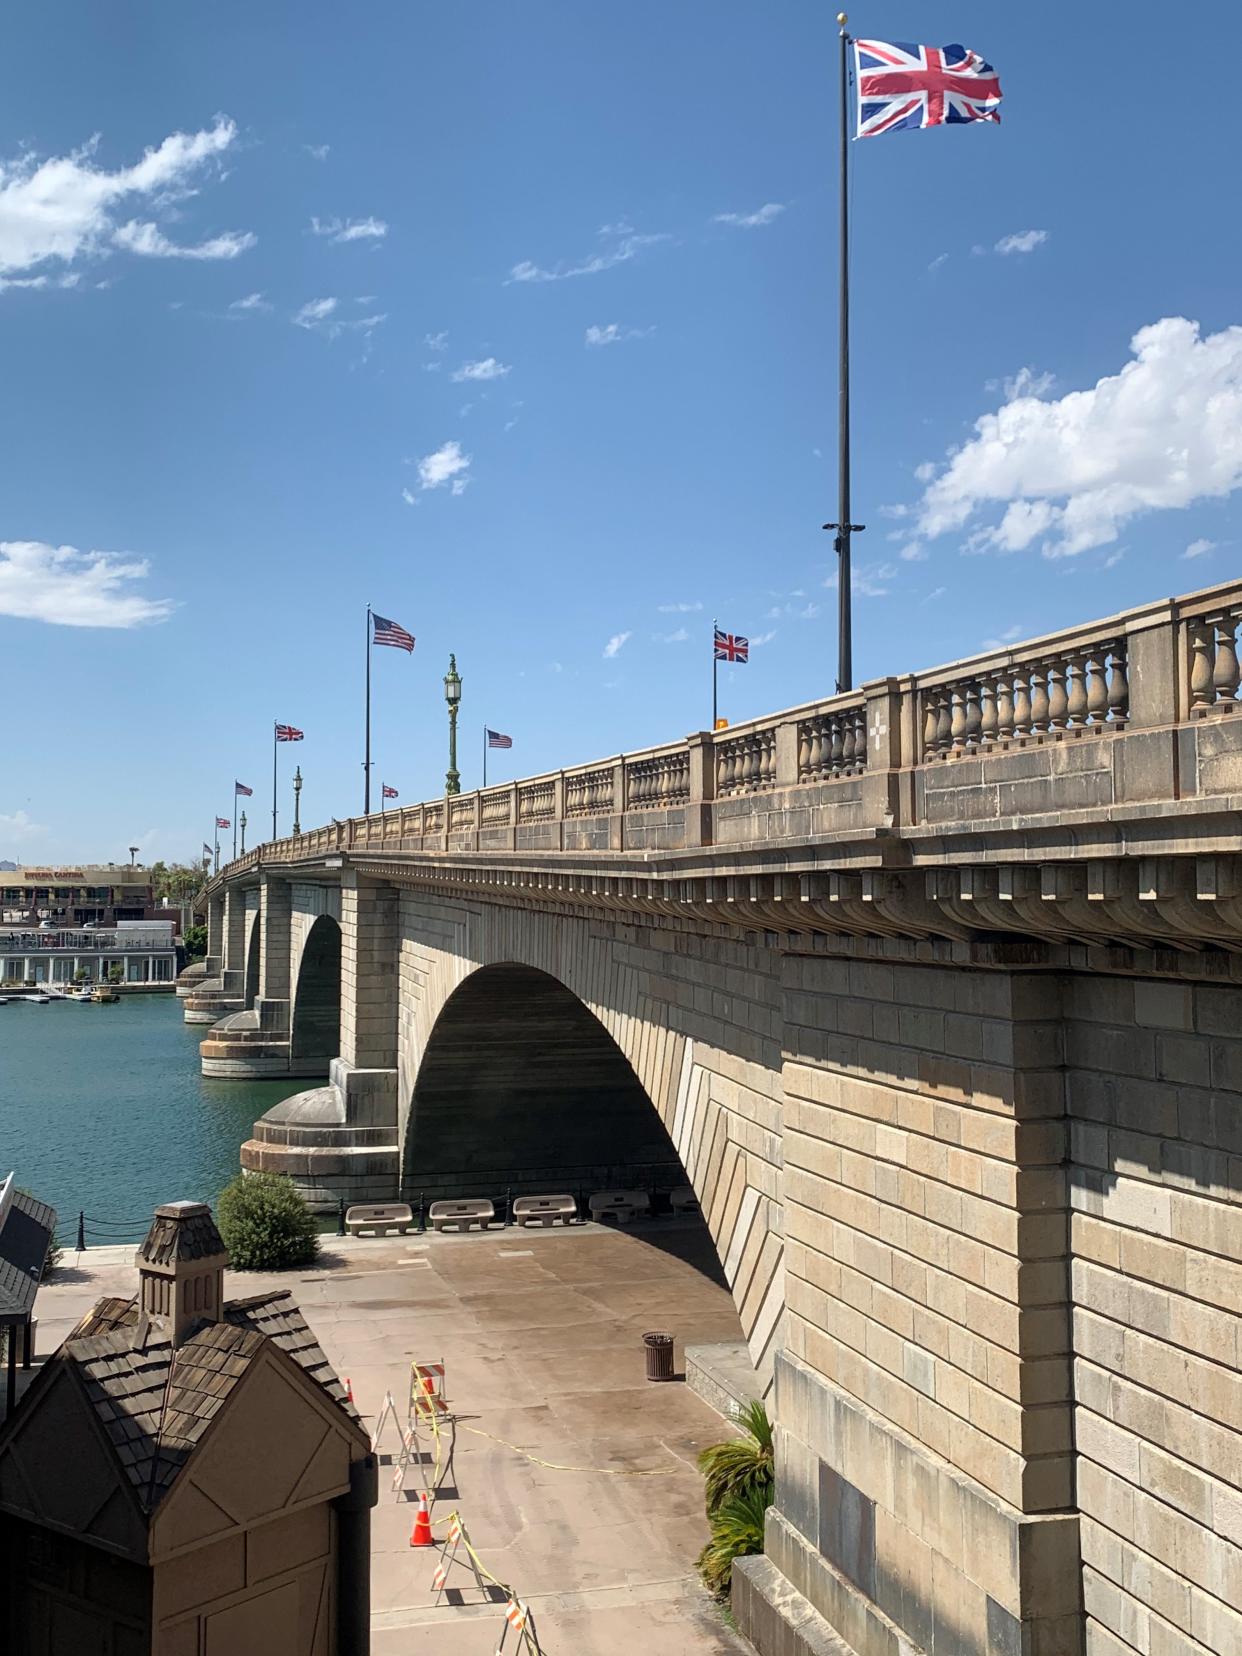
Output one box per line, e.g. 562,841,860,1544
2,3,1239,863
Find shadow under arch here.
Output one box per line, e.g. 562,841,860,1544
244,912,261,1005
290,914,341,1070
403,961,704,1224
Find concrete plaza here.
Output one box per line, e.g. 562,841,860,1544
31,1218,757,1655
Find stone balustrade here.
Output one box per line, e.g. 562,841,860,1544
211,579,1242,882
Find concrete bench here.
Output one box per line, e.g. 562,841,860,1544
670,1186,700,1215
588,1189,651,1225
429,1198,495,1233
346,1202,416,1237
512,1193,577,1228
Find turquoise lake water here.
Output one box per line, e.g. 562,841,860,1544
1,992,306,1243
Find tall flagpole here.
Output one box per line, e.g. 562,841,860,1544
271,722,278,842
364,606,372,816
712,617,718,730
482,725,487,790
232,804,237,863
825,13,864,693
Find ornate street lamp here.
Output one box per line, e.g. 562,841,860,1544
239,811,247,854
443,655,462,796
293,766,303,835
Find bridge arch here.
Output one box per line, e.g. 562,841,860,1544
399,936,786,1387
290,913,341,1070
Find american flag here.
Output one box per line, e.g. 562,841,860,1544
216,816,230,829
372,612,415,652
854,40,1002,139
275,724,304,742
234,780,253,797
382,783,399,799
202,842,213,858
714,628,749,664
487,729,513,749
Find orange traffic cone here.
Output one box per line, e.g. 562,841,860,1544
409,1492,433,1548
345,1377,354,1405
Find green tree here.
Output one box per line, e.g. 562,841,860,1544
182,924,208,961
697,1483,771,1598
216,1172,320,1271
107,964,125,984
150,861,204,903
695,1400,774,1599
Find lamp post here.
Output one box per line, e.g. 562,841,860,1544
239,811,247,854
443,655,462,796
292,766,303,835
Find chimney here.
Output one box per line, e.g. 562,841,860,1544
135,1201,229,1348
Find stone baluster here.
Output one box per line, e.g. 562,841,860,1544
1029,664,1049,736
829,716,845,774
1046,658,1069,735
799,724,813,778
1066,653,1089,728
932,689,950,756
1085,653,1109,725
978,676,997,748
1107,649,1129,726
851,708,866,770
1188,621,1214,711
840,715,856,770
1213,616,1240,707
995,673,1013,743
1011,670,1031,738
949,688,967,752
964,682,983,750
922,697,938,760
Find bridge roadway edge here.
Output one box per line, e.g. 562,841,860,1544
192,583,1242,1656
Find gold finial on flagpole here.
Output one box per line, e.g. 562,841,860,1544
837,12,848,25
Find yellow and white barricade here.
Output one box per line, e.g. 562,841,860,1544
409,1358,450,1419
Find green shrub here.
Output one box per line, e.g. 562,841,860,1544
217,1172,320,1271
107,964,125,984
183,924,208,961
696,1399,774,1599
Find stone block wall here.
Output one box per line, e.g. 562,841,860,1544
1067,977,1242,1656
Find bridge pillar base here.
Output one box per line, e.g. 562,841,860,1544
736,1356,1082,1656
239,1058,400,1211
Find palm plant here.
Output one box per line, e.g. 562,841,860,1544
697,1398,774,1514
697,1481,771,1597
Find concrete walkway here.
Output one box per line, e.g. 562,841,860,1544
31,1221,757,1654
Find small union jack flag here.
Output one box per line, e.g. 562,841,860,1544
854,40,1002,140
216,816,230,829
382,783,399,799
275,724,304,742
714,627,749,664
487,729,513,749
372,612,415,652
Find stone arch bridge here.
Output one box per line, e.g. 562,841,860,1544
187,584,1242,1656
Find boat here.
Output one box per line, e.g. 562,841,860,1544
90,986,119,1003
67,988,94,1002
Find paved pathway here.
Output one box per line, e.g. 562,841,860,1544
32,1220,756,1655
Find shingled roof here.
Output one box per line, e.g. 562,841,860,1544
0,1181,56,1323
55,1289,358,1514
137,1201,226,1267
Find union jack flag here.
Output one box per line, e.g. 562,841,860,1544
372,612,415,652
275,724,304,742
714,627,748,664
382,783,399,799
854,40,1002,140
216,816,230,829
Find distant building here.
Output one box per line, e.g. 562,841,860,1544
0,920,179,987
0,1201,376,1655
0,864,175,928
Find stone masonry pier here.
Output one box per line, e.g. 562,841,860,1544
191,581,1242,1656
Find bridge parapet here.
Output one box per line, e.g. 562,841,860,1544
211,578,1242,888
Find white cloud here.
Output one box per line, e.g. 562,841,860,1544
417,440,471,493
0,540,173,627
928,253,949,274
0,809,46,847
602,630,632,659
916,317,1242,559
898,542,927,562
751,629,778,647
654,627,689,644
0,271,83,294
310,215,388,243
401,487,418,507
293,295,385,339
507,226,668,284
112,220,255,260
994,229,1048,256
824,561,897,598
229,291,270,313
1183,537,1217,560
986,365,1055,401
981,623,1024,650
0,116,243,285
923,587,947,603
657,600,703,613
450,357,510,382
713,203,786,229
304,143,331,161
585,322,654,347
423,331,448,350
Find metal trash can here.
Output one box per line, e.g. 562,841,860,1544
643,1330,675,1381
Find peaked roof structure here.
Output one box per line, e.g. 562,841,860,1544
0,1175,56,1324
52,1286,359,1514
